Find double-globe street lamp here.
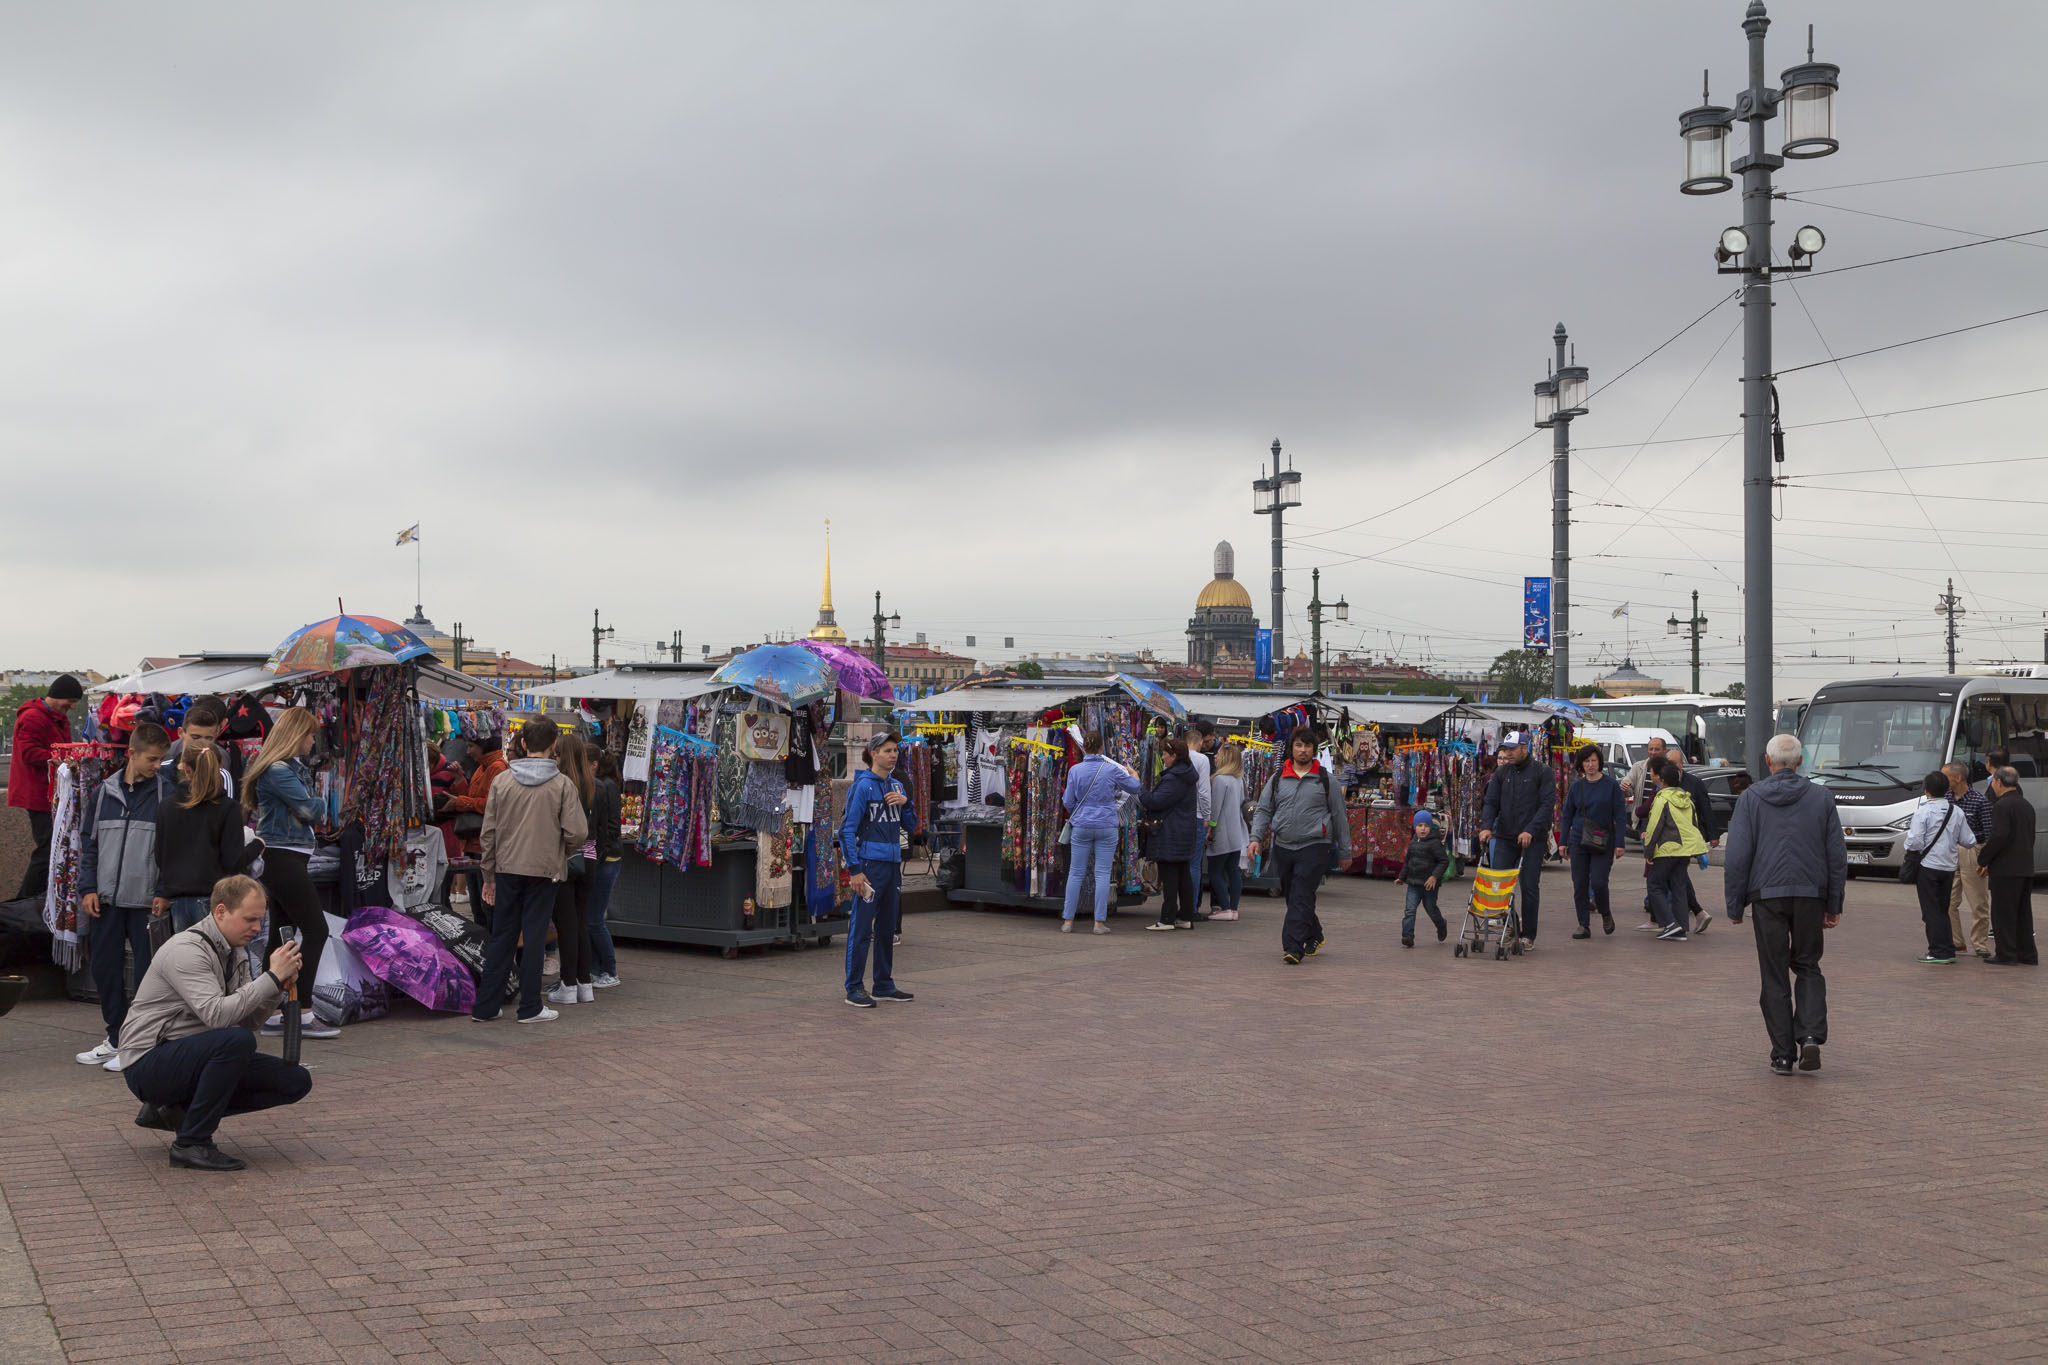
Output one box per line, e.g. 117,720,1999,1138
1252,441,1302,664
1534,326,1589,702
1306,567,1349,694
1678,1,1839,773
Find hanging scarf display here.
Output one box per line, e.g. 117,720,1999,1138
41,758,100,971
755,819,793,909
641,726,716,869
337,667,427,866
803,772,842,915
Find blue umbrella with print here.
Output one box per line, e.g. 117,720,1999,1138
710,644,838,708
1112,673,1188,722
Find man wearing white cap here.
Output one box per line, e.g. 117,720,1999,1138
1478,730,1555,950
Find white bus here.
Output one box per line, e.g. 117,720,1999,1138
1578,694,1747,768
1795,669,2048,876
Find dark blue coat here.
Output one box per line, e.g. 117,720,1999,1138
1139,758,1201,862
1481,755,1555,840
1561,774,1628,849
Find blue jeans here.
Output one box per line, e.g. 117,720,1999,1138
472,872,556,1020
1207,851,1243,912
845,862,901,995
586,858,621,977
1402,883,1445,938
169,896,210,933
1488,838,1545,941
88,904,155,1048
1063,824,1118,921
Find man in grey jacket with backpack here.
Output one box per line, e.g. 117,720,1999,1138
1249,729,1351,965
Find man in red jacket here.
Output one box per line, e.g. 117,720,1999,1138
10,674,82,899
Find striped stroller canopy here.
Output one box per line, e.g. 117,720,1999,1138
1471,866,1520,917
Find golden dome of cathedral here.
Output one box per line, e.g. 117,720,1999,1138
1196,576,1254,610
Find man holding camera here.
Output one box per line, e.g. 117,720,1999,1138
120,874,314,1171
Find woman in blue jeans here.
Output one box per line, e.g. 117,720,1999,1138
1205,743,1248,920
585,753,624,985
1060,731,1142,932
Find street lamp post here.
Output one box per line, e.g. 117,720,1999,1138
871,592,900,673
1534,324,1588,703
1307,567,1349,694
1667,590,1709,694
1678,2,1839,773
1252,440,1302,664
591,609,615,670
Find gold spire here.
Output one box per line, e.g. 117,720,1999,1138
807,519,848,642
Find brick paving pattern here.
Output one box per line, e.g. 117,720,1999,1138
3,867,2045,1363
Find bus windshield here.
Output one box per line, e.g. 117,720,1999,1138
1798,697,1953,788
1699,708,1745,768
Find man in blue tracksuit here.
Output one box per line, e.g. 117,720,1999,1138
839,732,919,1008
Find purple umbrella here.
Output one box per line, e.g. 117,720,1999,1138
341,906,476,1014
797,640,895,702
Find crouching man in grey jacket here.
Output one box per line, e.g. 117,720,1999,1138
120,874,312,1171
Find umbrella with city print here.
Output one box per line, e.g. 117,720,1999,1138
709,643,838,707
266,614,436,674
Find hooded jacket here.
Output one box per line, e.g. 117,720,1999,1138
1250,761,1351,860
1480,755,1555,842
840,766,920,877
79,768,171,907
117,912,284,1071
7,696,70,811
1644,785,1710,860
480,756,588,882
1721,767,1847,917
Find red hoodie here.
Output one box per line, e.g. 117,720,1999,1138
7,697,71,811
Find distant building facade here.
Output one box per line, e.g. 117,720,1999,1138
1187,541,1261,669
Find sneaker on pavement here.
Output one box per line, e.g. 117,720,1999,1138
1283,950,1302,965
1401,936,1414,948
1694,911,1714,934
1916,954,1956,965
1518,938,1535,952
102,1054,127,1072
1656,924,1688,940
1145,922,1177,932
1307,937,1326,957
1210,909,1239,921
1092,921,1111,935
1571,929,1592,940
76,1040,117,1066
844,990,877,1008
545,984,578,1005
576,983,595,1002
1060,919,1073,933
1436,921,1448,941
1770,1058,1795,1076
1798,1042,1822,1072
872,987,914,1002
517,1007,560,1024
299,1017,339,1040
592,973,622,988
1174,919,1194,930
471,1011,501,1022
261,1012,286,1032
1601,910,1614,934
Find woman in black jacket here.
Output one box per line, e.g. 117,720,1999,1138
157,744,264,932
585,751,626,987
1141,736,1202,931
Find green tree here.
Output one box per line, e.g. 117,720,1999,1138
1486,649,1551,705
2,684,49,744
1013,660,1044,680
1716,681,1745,699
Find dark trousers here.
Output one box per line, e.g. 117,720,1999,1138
1915,867,1956,958
1274,841,1330,954
1988,876,2039,964
16,808,53,899
553,862,593,986
844,862,901,995
1155,859,1193,925
473,873,556,1020
1646,858,1691,930
260,848,327,1010
124,1027,311,1146
1750,896,1827,1063
1488,838,1544,939
587,857,621,977
1569,844,1615,928
88,905,155,1047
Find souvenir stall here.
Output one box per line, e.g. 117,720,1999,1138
520,652,858,956
898,678,1179,916
1170,690,1344,896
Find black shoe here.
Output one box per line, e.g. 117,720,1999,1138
844,990,877,1008
1571,929,1592,940
1307,937,1325,957
1401,936,1414,948
1798,1042,1821,1072
168,1142,245,1172
1600,911,1614,935
134,1103,185,1133
1283,950,1301,965
1770,1058,1795,1076
872,987,914,1003
1436,921,1447,942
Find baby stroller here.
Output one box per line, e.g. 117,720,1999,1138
1454,858,1524,960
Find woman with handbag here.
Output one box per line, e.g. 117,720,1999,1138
1205,743,1250,922
1561,746,1628,939
1059,731,1141,933
545,733,599,1005
1141,736,1202,932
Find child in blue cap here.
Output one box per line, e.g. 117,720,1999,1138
1398,810,1450,946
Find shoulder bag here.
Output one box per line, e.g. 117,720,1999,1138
1899,800,1955,884
1059,763,1110,847
1578,779,1613,851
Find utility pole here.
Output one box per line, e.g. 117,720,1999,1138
1668,591,1708,693
1936,578,1964,673
451,621,473,673
1252,440,1302,663
591,609,615,670
670,630,684,663
871,592,900,672
1533,324,1589,702
1306,568,1348,694
1678,5,1839,773
549,653,558,682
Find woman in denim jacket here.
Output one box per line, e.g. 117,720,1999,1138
241,708,338,1038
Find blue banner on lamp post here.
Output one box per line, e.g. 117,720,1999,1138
1523,576,1552,651
1254,628,1274,682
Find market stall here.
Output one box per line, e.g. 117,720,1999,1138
1170,690,1345,895
898,679,1176,916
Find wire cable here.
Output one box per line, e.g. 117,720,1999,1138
1775,305,2048,375
1781,196,2048,251
1787,157,2048,195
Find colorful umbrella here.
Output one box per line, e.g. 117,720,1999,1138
340,906,476,1014
268,614,435,674
797,640,894,702
1113,673,1188,722
710,644,837,707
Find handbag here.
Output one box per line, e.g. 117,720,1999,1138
1059,763,1112,847
1899,800,1955,883
452,812,484,838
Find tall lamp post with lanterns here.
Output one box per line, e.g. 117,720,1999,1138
1668,591,1709,695
870,592,901,673
1533,324,1588,703
1252,440,1303,663
1307,568,1349,694
1678,1,1838,773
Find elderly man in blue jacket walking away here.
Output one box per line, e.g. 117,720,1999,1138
839,732,918,1008
1478,730,1555,951
1722,733,1847,1076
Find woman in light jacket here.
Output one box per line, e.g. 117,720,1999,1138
1205,743,1250,921
242,708,338,1037
1059,731,1141,933
1140,736,1201,931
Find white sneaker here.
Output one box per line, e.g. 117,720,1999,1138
518,1007,559,1024
1519,938,1537,952
892,934,902,947
103,1054,126,1072
1092,922,1112,935
576,983,594,1003
545,984,578,1005
1693,912,1714,934
76,1040,117,1066
592,973,621,988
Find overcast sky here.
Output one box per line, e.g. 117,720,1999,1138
6,1,2046,691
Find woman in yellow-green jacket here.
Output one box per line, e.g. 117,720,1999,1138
1643,759,1709,942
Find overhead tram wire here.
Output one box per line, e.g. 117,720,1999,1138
1775,306,2048,376
1779,198,2048,251
1570,382,2048,450
1789,157,2048,195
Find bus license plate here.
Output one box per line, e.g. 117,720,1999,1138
1846,852,1871,865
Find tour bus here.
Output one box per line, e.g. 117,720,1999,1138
1795,668,2048,876
1775,696,1808,736
1578,694,1747,769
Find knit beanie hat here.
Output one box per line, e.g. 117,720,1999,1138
48,674,83,700
1413,810,1434,827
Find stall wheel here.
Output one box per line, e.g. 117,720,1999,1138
817,935,833,948
790,935,808,952
721,945,739,960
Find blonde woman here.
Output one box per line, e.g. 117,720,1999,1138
242,708,338,1038
1206,744,1249,920
156,744,262,932
546,732,599,1004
